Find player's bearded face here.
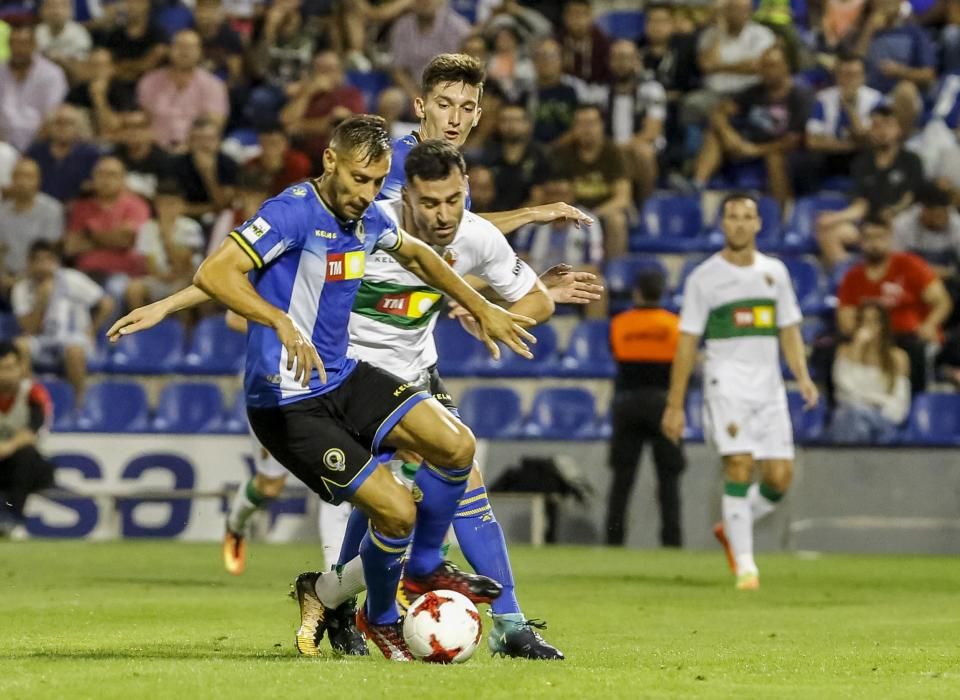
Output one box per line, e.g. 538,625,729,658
721,201,761,251
327,149,391,220
406,172,467,246
416,82,482,147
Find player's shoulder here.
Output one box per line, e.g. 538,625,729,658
370,198,402,226
686,253,725,283
755,251,790,276
392,132,419,155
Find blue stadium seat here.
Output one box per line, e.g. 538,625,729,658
152,382,225,433
784,194,848,253
605,255,667,296
684,389,704,442
106,319,184,374
40,379,75,431
474,324,560,377
705,195,782,251
632,194,704,253
75,381,150,432
0,312,19,340
457,386,523,438
223,390,248,435
521,387,599,440
595,10,645,40
903,393,960,445
180,316,246,375
434,319,486,376
781,256,825,314
558,320,615,378
787,391,826,442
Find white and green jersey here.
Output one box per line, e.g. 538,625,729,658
679,251,802,402
348,199,538,383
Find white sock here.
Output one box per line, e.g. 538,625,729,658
314,555,367,608
227,479,265,535
318,500,352,568
722,493,757,576
748,482,778,523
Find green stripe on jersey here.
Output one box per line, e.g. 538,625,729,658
352,279,444,329
705,297,779,340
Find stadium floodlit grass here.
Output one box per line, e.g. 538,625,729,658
2,542,959,699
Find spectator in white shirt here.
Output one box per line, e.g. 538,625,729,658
36,0,92,77
0,158,64,278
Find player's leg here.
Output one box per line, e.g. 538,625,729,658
751,460,792,523
650,428,685,548
318,499,352,567
720,454,759,587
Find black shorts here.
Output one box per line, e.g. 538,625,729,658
247,361,430,504
423,365,458,416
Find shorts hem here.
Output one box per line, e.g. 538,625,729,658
371,390,431,452
325,455,380,505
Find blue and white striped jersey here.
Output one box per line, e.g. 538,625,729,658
933,74,960,130
806,85,883,140
229,181,403,407
377,132,473,209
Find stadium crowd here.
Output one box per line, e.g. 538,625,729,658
0,0,958,447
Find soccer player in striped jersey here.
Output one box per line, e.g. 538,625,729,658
661,193,819,591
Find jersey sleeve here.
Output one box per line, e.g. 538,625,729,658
372,210,403,253
678,269,709,336
228,197,304,269
66,270,106,308
475,218,538,303
775,262,803,328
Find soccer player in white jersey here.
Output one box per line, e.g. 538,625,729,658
661,193,819,591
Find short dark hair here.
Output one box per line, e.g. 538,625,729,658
917,180,952,208
635,268,666,303
404,139,466,183
329,115,392,165
421,53,486,98
719,192,759,216
28,240,58,258
0,341,20,363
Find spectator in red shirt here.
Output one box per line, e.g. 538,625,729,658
837,219,953,390
65,156,150,296
279,50,365,163
242,125,312,196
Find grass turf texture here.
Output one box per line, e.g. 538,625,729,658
2,543,959,699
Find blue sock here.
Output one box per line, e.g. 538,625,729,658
359,525,410,625
336,508,370,567
453,486,519,615
407,463,472,578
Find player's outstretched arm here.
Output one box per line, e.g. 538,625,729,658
391,232,537,360
107,284,211,342
661,332,700,444
195,239,325,386
780,323,819,409
479,203,593,235
540,264,604,304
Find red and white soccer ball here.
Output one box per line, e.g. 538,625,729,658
402,590,482,664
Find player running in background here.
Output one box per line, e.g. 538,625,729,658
110,116,538,661
661,193,819,591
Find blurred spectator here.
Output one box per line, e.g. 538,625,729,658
93,0,169,83
65,48,137,139
594,39,666,204
137,29,229,152
461,32,490,64
221,0,268,39
194,0,245,87
936,0,960,74
377,86,418,139
682,0,775,131
126,181,204,308
557,0,611,85
0,340,55,539
802,54,882,188
605,268,684,547
893,181,960,280
693,45,811,208
485,25,535,102
0,140,17,189
550,103,631,258
639,2,701,98
477,102,549,211
819,0,867,52
279,50,365,161
0,23,68,152
836,219,953,391
830,302,910,443
169,117,237,218
527,36,585,145
389,0,474,102
339,0,416,67
26,104,100,203
466,163,497,212
248,0,316,108
13,241,113,404
242,125,312,196
0,158,64,278
513,174,605,319
918,73,960,199
206,169,272,254
851,0,935,130
65,156,150,292
817,104,924,267
112,110,173,200
36,0,91,74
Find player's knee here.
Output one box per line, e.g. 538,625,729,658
438,424,476,468
372,496,415,539
765,467,793,493
254,473,286,498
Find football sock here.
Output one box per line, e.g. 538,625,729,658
314,555,366,609
406,463,472,578
360,526,410,624
336,507,370,567
722,481,757,575
227,479,271,535
453,486,520,615
749,481,783,523
318,501,352,569
492,612,526,636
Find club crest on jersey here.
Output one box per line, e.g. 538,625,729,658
355,221,365,244
442,248,458,267
291,186,308,197
764,273,774,287
326,251,365,281
323,448,346,472
733,305,775,328
727,422,739,438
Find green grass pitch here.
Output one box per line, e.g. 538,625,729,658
2,542,959,699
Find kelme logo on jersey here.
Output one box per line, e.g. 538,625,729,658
326,251,365,281
376,290,443,319
733,305,775,329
